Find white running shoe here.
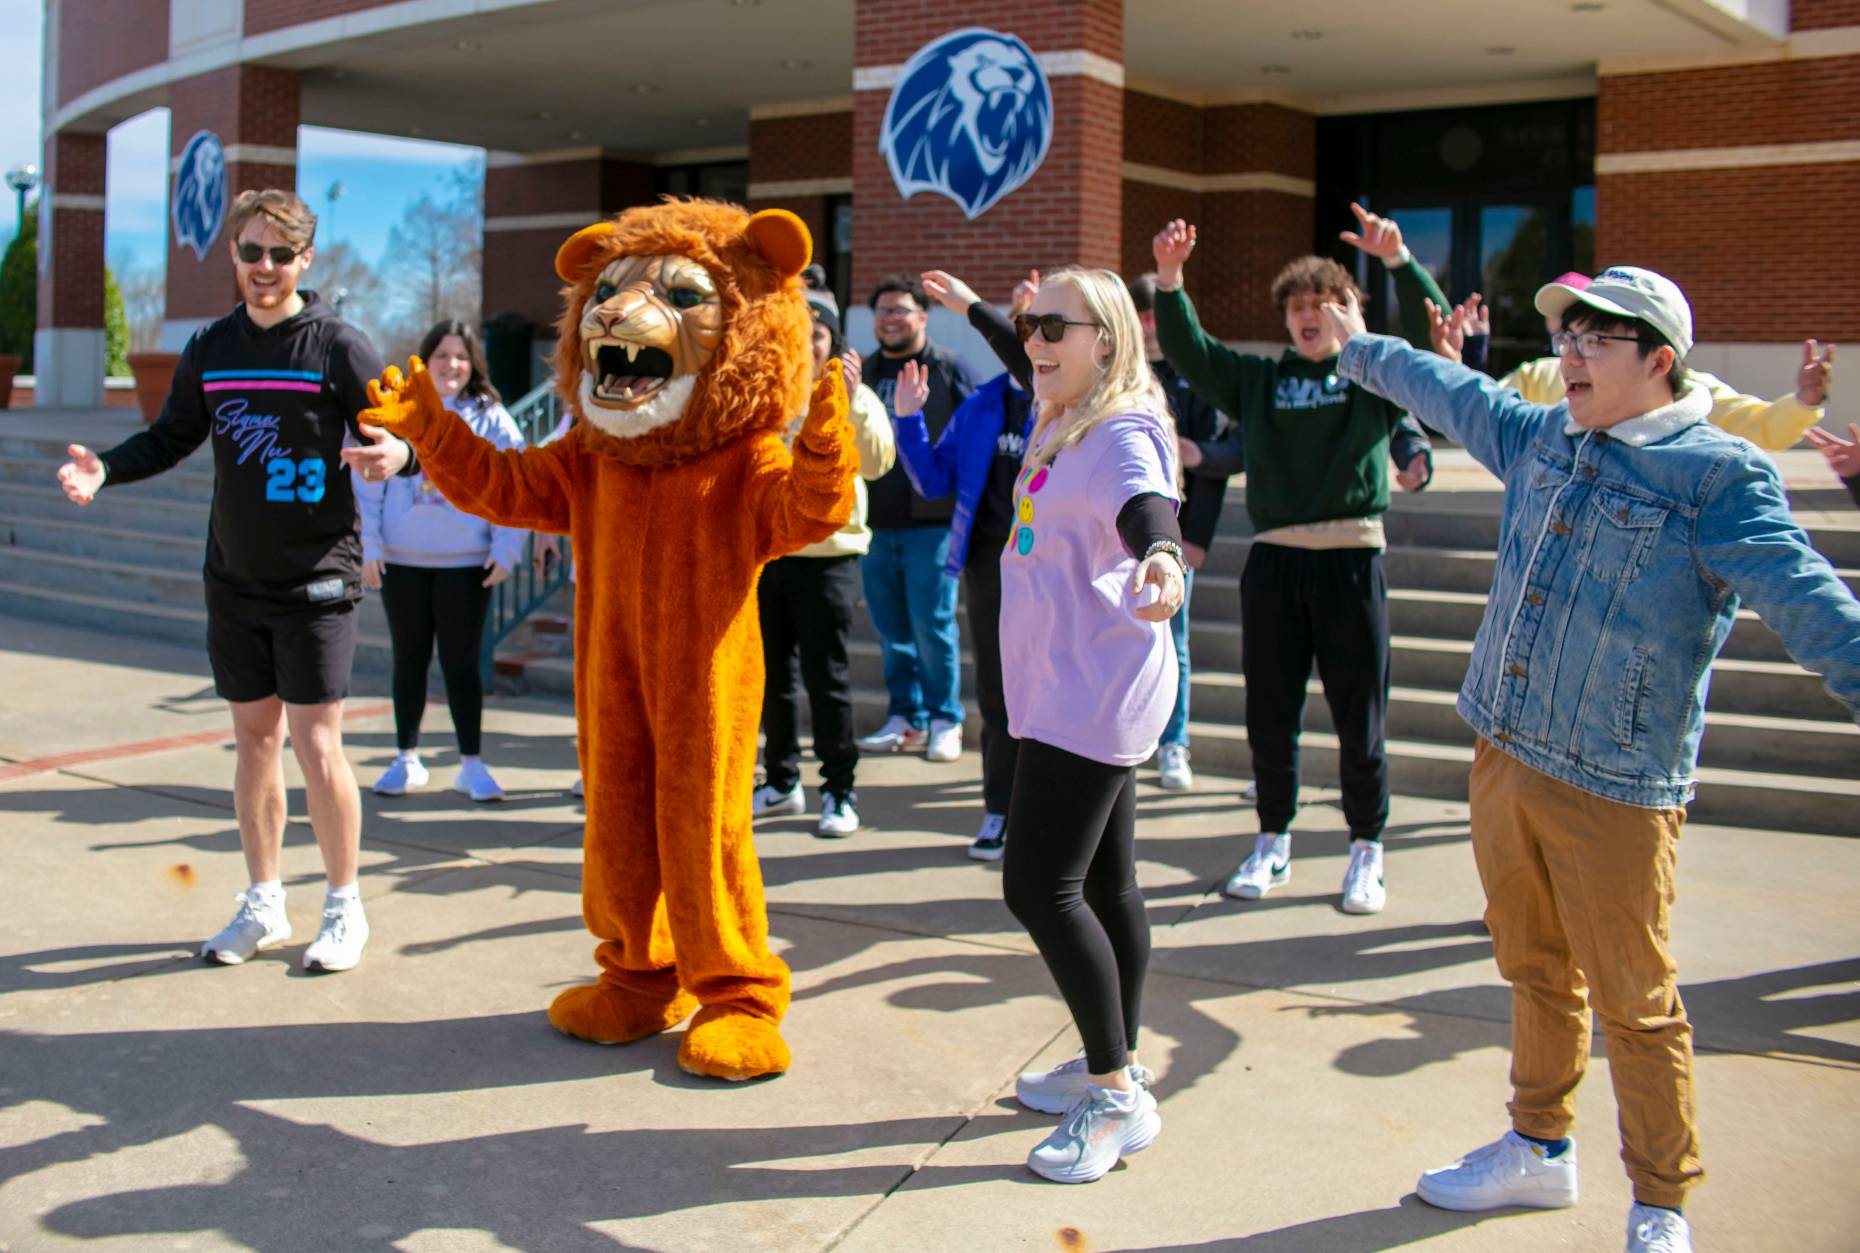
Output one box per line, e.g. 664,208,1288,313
302,897,370,973
200,890,291,965
925,719,963,762
859,717,927,753
372,754,428,796
1016,1055,1157,1115
1223,833,1291,900
815,791,859,838
969,812,1007,861
1158,744,1193,790
1416,1131,1579,1212
1027,1084,1161,1184
453,758,505,803
752,782,805,817
1626,1203,1692,1253
1341,838,1387,914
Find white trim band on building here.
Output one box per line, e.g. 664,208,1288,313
485,146,605,169
1122,163,1316,198
48,192,106,211
747,177,853,198
1598,24,1860,76
750,97,854,122
1597,140,1860,175
485,212,604,233
166,144,296,174
855,48,1123,93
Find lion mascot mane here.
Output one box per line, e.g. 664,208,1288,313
360,199,857,1079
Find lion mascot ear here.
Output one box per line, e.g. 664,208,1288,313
555,221,619,283
744,209,812,281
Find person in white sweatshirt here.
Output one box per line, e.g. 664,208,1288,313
354,320,527,801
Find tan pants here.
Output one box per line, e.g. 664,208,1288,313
1468,739,1702,1209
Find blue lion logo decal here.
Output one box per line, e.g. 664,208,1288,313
880,28,1053,221
172,130,227,261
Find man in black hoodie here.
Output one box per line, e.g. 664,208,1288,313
56,189,413,975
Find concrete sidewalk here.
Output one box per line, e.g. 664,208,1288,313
0,613,1855,1252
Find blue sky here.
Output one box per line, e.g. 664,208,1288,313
0,0,482,281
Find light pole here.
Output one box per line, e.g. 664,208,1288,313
5,164,40,241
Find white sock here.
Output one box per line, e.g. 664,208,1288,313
325,881,361,908
248,880,285,909
396,751,420,764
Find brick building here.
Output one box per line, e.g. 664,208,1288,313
32,0,1853,409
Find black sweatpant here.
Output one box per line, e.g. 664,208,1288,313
379,564,494,756
1239,542,1390,843
1003,739,1149,1074
963,541,1020,816
759,554,861,798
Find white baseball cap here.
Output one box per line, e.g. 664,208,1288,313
1535,265,1693,359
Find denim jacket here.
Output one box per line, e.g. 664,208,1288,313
1339,333,1860,809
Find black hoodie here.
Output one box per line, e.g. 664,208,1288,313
98,293,397,609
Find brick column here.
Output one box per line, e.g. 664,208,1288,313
482,150,657,391
162,66,300,349
851,0,1124,310
34,130,108,409
1197,103,1316,344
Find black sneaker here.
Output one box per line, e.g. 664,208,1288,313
968,812,1006,861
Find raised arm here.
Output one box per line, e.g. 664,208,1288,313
349,359,577,534
1150,221,1261,417
1339,201,1449,352
748,362,859,564
1697,341,1833,452
893,367,980,501
921,268,1032,389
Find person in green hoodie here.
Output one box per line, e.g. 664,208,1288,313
1151,204,1440,916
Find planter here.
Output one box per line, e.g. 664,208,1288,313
127,352,181,424
0,353,18,410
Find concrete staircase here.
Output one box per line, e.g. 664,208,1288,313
4,413,1856,834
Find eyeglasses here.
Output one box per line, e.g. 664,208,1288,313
1014,313,1101,343
235,242,306,266
873,304,923,319
1550,330,1639,359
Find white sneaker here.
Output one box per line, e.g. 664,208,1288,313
1158,744,1193,790
969,812,1007,861
1027,1084,1161,1184
925,719,963,762
1341,838,1387,914
1416,1131,1579,1212
1243,780,1258,801
752,781,805,817
1626,1203,1692,1253
1223,833,1291,900
859,716,927,753
453,758,505,803
200,890,291,965
302,896,370,973
372,754,428,796
571,776,583,797
1016,1055,1157,1115
815,791,860,838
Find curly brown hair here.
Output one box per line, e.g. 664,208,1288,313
1269,255,1364,312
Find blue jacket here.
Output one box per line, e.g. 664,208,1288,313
1339,333,1860,809
894,372,1034,577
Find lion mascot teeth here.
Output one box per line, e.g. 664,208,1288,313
360,199,857,1080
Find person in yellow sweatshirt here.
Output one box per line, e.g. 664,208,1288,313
751,294,897,837
1428,272,1832,452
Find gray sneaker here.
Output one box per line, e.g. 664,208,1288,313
1026,1084,1161,1184
1016,1054,1156,1115
200,891,291,965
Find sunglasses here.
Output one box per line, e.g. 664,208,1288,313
1014,313,1101,343
235,242,306,265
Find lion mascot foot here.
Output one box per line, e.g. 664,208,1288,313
677,1005,792,1081
549,982,699,1045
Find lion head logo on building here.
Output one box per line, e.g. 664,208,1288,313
172,130,228,261
880,28,1053,221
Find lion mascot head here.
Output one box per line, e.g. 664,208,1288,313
551,199,815,468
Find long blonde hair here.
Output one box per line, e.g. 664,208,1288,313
1023,267,1173,475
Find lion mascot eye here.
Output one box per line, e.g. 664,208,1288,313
593,281,617,303
670,288,704,310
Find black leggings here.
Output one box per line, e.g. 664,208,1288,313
1002,738,1149,1074
963,542,1020,815
379,564,494,756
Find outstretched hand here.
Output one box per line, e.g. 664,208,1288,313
1152,220,1197,287
1130,550,1186,621
55,443,105,506
798,357,850,449
1425,298,1465,363
892,359,930,418
1804,422,1860,478
1010,268,1041,316
341,357,435,481
1339,201,1405,262
921,270,980,315
1798,339,1835,407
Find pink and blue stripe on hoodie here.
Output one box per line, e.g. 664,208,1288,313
202,369,324,394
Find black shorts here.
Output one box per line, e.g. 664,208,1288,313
206,593,359,706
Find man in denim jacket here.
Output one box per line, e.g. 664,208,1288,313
1322,267,1860,1253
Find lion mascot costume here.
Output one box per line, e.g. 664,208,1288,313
359,200,857,1079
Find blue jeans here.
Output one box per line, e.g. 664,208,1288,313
1161,569,1193,748
861,527,963,726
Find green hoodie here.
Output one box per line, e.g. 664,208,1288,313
1154,257,1444,535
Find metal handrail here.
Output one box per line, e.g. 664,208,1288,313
480,377,572,683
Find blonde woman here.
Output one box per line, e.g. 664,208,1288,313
999,268,1185,1183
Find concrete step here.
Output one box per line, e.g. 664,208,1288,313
0,510,206,568
0,484,210,536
